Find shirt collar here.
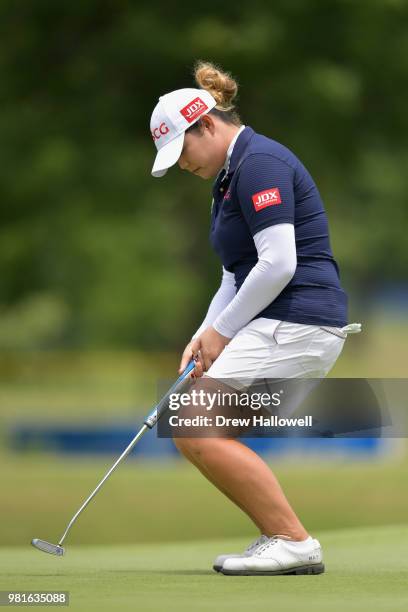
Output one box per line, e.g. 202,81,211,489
222,126,255,180
222,125,246,174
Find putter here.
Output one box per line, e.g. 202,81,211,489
31,360,195,556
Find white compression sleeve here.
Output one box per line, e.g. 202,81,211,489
212,224,297,338
192,267,236,339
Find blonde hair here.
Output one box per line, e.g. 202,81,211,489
193,60,241,125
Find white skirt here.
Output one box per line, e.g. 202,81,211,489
205,318,360,383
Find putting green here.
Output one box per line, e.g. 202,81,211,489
1,525,407,611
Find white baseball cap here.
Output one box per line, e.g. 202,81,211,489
150,88,217,178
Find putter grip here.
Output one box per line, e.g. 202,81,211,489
144,360,195,429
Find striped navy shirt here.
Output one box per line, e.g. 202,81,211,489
210,126,348,327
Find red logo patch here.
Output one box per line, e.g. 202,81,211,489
252,188,282,211
180,97,208,123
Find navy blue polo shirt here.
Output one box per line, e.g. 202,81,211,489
210,126,348,327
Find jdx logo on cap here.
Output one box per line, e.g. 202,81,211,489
252,188,282,211
180,97,209,123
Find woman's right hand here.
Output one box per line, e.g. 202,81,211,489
178,341,195,375
178,340,205,378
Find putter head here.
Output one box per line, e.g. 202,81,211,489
31,538,65,556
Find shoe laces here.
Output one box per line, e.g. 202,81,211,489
245,534,268,554
255,536,280,554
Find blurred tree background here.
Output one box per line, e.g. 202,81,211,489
0,0,407,351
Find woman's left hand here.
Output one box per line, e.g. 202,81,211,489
190,326,231,377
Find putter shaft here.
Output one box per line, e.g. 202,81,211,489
58,424,149,546
56,360,195,547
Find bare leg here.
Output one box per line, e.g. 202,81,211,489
174,436,308,540
174,441,265,532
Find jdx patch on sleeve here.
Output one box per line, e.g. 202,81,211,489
252,188,282,211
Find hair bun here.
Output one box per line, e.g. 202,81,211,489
194,61,238,111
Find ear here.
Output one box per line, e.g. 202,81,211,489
201,114,216,135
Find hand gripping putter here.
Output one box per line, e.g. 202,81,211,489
31,360,195,556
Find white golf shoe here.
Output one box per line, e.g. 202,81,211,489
220,535,324,575
213,534,269,572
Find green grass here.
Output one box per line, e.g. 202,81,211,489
0,350,177,423
1,449,408,546
1,525,407,612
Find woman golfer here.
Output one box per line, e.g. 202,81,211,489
150,61,360,576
